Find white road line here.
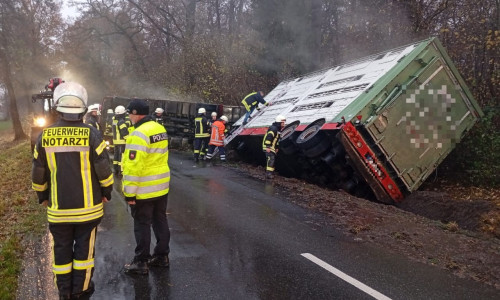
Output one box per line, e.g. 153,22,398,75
301,253,392,300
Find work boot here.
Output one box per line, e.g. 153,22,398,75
266,172,274,179
149,255,169,268
124,259,149,275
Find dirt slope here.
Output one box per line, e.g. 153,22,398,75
231,163,500,290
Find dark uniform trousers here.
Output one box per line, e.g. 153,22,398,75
193,137,210,159
49,220,100,296
130,195,170,261
113,144,125,174
266,151,276,172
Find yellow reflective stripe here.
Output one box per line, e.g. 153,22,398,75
47,210,103,223
80,152,92,208
96,140,107,155
53,262,72,274
83,227,97,289
47,202,103,216
100,174,114,187
33,145,39,159
47,152,58,209
32,182,48,191
73,259,94,270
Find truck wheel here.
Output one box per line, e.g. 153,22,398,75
302,138,331,158
295,118,326,150
279,121,300,155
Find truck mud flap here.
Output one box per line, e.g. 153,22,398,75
339,123,403,204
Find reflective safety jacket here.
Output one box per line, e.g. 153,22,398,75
262,122,281,153
112,115,130,145
209,120,225,147
241,92,267,112
122,116,170,201
194,114,210,138
85,114,101,134
31,120,114,224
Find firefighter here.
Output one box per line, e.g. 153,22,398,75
210,111,217,126
262,115,286,179
193,107,210,162
241,91,268,126
112,105,130,176
122,99,171,275
31,82,113,300
206,115,228,162
152,107,168,129
85,104,102,137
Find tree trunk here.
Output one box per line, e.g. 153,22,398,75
0,48,27,141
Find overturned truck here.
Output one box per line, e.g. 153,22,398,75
225,37,483,204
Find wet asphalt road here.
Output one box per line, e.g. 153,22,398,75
88,151,498,300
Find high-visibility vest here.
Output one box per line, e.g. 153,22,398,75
194,115,210,138
122,119,170,200
31,120,113,224
209,120,225,146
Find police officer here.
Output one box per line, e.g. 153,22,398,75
85,104,102,137
31,82,113,300
241,91,268,125
262,115,286,179
112,105,130,176
206,115,228,162
122,99,171,275
193,107,210,162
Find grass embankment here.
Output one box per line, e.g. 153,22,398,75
0,126,46,299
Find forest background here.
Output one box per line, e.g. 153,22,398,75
0,0,498,185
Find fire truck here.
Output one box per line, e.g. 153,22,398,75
30,78,64,151
225,37,483,204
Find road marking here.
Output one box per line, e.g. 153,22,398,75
301,253,392,300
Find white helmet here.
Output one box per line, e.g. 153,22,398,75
88,104,99,112
107,108,113,114
115,105,126,115
198,107,206,114
54,82,88,114
220,115,228,122
211,112,217,117
275,115,286,123
155,107,164,114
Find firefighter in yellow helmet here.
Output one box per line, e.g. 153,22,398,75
31,82,113,300
122,99,171,274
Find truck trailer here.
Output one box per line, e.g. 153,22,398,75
225,37,483,204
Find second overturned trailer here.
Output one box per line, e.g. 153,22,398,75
225,37,483,204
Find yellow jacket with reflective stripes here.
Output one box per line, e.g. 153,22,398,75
122,116,170,201
112,115,130,145
31,120,114,224
194,114,210,138
262,122,281,153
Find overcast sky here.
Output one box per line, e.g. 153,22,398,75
61,0,80,21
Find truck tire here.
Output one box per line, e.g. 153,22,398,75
279,121,300,155
295,118,326,150
302,138,331,158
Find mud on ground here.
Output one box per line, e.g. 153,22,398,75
229,163,500,290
